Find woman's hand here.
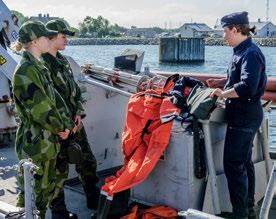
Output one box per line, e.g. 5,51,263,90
74,115,81,127
210,88,224,98
206,78,226,88
58,129,70,140
72,114,82,133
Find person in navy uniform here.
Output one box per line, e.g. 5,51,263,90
207,11,267,219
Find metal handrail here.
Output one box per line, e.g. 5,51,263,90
82,76,132,97
259,163,276,219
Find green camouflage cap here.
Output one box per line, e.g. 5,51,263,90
18,21,58,43
46,19,75,36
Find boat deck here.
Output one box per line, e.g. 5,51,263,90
1,142,276,219
0,140,18,206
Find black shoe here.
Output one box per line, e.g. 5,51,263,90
217,212,248,219
248,207,256,219
248,198,256,219
52,210,78,219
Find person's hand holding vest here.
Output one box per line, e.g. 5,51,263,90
211,87,239,99
210,88,224,99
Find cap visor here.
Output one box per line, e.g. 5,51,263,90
45,30,58,37
221,22,227,28
62,29,75,36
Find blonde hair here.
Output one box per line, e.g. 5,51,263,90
10,41,32,53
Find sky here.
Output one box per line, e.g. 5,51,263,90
3,0,276,29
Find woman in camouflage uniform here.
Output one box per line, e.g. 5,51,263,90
41,19,99,219
12,21,75,219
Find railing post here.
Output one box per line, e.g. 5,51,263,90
201,120,221,215
21,160,39,219
259,163,276,219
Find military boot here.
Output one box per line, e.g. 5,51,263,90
83,184,100,210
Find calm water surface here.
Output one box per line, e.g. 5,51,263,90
63,45,276,76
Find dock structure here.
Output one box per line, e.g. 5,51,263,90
159,37,205,63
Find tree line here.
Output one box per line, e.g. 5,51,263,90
12,10,168,38
78,16,127,37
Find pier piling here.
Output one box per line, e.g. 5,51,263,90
159,37,205,63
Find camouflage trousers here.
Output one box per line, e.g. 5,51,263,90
15,125,61,219
49,124,99,213
17,156,57,219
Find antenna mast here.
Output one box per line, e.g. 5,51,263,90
266,0,269,22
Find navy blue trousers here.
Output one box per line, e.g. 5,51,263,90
224,99,263,217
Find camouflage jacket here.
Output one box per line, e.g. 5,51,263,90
42,52,84,117
12,51,75,161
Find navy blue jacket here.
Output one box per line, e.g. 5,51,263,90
224,38,267,101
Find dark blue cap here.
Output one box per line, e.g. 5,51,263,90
221,11,249,28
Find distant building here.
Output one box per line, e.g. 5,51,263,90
126,27,157,38
213,24,223,37
179,23,213,37
251,19,276,37
213,19,276,38
30,13,59,23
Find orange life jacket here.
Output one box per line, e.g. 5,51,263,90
121,205,178,219
101,76,182,196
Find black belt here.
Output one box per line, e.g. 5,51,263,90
226,97,260,104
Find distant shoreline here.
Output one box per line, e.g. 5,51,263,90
205,37,276,47
68,38,159,46
68,37,276,47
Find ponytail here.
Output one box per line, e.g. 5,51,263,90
10,41,32,53
249,26,256,35
228,24,256,36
